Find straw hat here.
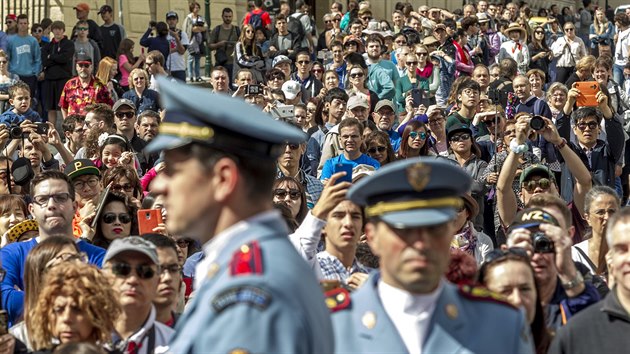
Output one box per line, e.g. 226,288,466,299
503,22,528,39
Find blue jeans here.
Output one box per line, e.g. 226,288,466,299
187,54,201,79
613,64,625,85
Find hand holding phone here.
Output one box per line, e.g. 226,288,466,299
332,163,353,184
137,209,164,235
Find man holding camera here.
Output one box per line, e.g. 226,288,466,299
497,114,593,244
507,197,600,330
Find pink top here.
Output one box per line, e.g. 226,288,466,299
118,54,130,88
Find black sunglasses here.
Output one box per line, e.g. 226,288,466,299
273,189,301,200
103,212,132,224
450,133,471,142
111,183,134,192
115,111,135,119
368,146,386,154
109,262,156,279
284,143,299,150
77,63,91,68
576,121,598,131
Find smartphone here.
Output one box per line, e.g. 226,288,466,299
137,209,163,235
332,163,353,184
411,88,424,108
0,310,7,335
575,81,600,107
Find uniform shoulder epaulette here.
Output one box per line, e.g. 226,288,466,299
458,284,516,309
325,287,351,313
230,241,264,276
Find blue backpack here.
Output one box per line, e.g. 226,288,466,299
248,11,263,29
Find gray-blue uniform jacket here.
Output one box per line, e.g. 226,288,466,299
165,212,334,353
331,273,535,354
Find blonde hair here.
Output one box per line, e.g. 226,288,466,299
95,57,117,84
576,55,596,72
28,262,121,350
128,68,149,89
593,9,608,35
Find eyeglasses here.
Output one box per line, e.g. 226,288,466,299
108,262,157,279
273,188,301,200
77,63,91,68
428,117,444,126
409,131,427,140
73,177,99,189
576,121,598,131
111,183,135,192
284,143,299,150
462,89,480,97
50,252,88,266
350,72,364,79
102,212,132,224
160,263,183,275
367,146,386,154
33,193,72,207
450,133,471,142
522,178,552,192
115,111,135,119
406,61,418,65
297,60,310,65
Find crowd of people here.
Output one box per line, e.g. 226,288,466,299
0,0,627,352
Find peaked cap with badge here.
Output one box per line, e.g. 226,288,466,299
145,78,306,159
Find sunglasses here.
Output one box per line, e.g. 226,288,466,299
176,239,190,248
77,63,91,68
111,183,134,192
0,61,7,64
409,131,427,140
576,121,598,131
115,111,135,119
33,193,72,207
416,52,428,56
273,189,301,200
284,143,299,150
297,60,310,65
406,61,418,65
350,72,364,79
102,212,132,224
368,146,386,154
361,17,372,21
325,20,333,24
522,178,552,192
77,27,89,31
535,31,544,34
108,262,157,279
564,28,575,31
450,133,471,142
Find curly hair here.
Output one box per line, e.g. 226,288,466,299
28,262,121,351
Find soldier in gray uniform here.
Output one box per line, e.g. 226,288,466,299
328,157,534,354
145,78,333,353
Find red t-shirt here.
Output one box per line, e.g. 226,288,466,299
242,9,271,28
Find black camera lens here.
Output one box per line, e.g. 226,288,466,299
532,232,554,253
8,125,22,140
530,116,545,131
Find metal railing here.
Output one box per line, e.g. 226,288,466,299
1,0,48,25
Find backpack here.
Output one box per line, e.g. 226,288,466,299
287,14,306,47
248,11,263,29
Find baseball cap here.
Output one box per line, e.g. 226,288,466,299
64,159,100,180
98,5,113,14
282,81,302,100
166,11,178,19
509,207,560,231
446,124,473,141
104,236,159,265
113,98,136,112
348,95,369,110
434,24,447,31
75,53,92,64
374,100,395,113
73,3,90,12
519,164,555,185
5,14,16,21
272,55,291,68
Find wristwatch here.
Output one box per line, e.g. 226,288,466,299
561,272,584,290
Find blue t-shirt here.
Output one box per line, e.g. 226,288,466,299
1,238,105,325
0,108,43,126
320,154,380,181
386,129,402,153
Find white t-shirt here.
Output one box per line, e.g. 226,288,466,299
615,27,630,66
166,30,190,72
